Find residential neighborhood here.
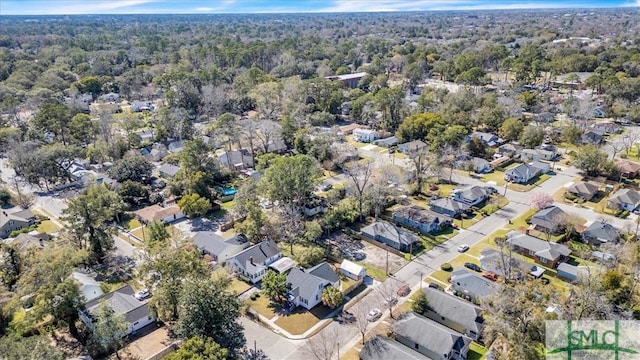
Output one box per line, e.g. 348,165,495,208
1,4,640,360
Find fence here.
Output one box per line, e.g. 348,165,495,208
356,234,406,258
144,341,180,360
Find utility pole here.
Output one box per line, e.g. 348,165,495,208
386,245,389,275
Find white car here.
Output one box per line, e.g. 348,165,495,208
367,308,382,322
134,289,151,301
383,295,398,307
457,244,470,253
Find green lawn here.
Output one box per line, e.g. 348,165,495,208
508,173,551,192
120,217,142,230
453,211,483,229
357,261,388,281
506,209,536,232
247,294,279,320
468,342,488,360
36,219,60,233
428,270,452,284
220,199,235,210
228,278,252,295
480,170,506,186
274,304,335,335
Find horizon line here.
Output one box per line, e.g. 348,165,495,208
1,6,637,16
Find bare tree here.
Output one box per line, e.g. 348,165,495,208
609,137,625,160
240,117,259,165
302,327,340,360
255,120,283,154
378,278,402,320
438,144,467,184
342,160,374,222
352,298,375,345
367,165,404,221
622,129,640,156
407,148,438,193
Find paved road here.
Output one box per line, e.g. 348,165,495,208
303,152,639,359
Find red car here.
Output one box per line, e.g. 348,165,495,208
482,272,498,281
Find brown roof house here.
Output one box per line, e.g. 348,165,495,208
565,181,599,201
505,231,571,268
617,160,640,179
134,203,185,224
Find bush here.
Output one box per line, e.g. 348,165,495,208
616,210,630,218
441,263,453,272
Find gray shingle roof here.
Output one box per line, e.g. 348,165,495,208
450,268,500,300
530,206,567,230
506,163,540,181
192,231,247,256
454,185,490,203
608,189,640,208
361,221,420,247
393,312,472,356
480,248,531,278
287,262,338,304
360,336,430,360
583,221,619,243
506,231,571,261
158,163,180,177
566,182,599,198
430,197,469,213
84,285,150,324
232,240,280,271
422,288,483,335
392,205,442,225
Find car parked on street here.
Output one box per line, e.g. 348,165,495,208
383,295,398,307
428,282,441,290
367,308,382,322
457,244,470,253
464,262,481,272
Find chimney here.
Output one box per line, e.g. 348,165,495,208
249,256,254,265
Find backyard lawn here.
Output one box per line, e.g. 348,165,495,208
274,304,335,335
357,261,388,282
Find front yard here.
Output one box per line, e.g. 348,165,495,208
274,303,335,335
508,173,552,192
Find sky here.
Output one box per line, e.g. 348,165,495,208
0,0,638,15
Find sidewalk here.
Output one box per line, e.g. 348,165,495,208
247,283,375,340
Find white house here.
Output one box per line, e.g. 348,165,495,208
451,186,491,207
504,163,541,184
352,128,379,143
286,262,340,310
340,259,366,281
229,240,282,283
80,285,154,337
